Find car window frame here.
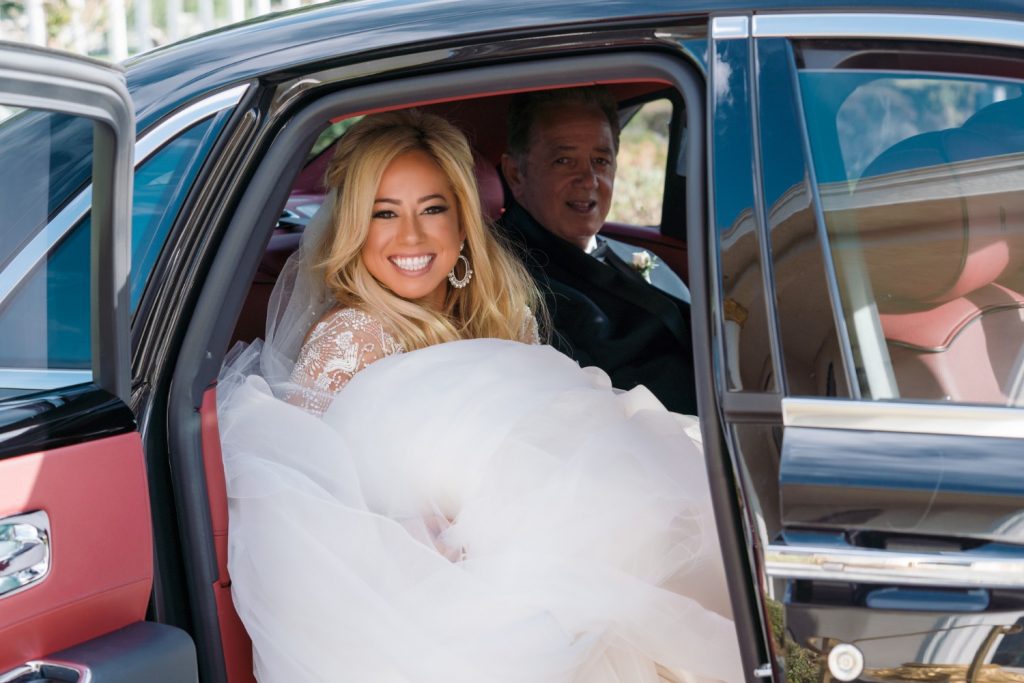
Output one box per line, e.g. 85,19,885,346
0,85,246,393
165,48,769,682
0,43,134,402
607,89,680,232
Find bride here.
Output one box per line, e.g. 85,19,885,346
217,110,741,682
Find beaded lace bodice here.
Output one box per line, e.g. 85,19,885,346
289,307,540,415
289,308,405,415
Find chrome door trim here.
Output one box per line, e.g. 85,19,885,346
783,397,1024,439
752,12,1024,50
0,660,90,683
0,369,92,392
766,543,1024,589
0,84,248,314
0,510,51,599
711,16,749,40
134,84,248,164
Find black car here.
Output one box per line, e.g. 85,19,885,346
2,1,1024,681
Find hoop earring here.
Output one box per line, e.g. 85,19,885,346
448,243,473,288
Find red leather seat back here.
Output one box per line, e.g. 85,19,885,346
200,388,256,683
473,151,504,222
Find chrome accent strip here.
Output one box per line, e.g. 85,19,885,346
711,16,749,40
0,660,90,683
0,368,93,390
135,84,248,165
784,44,862,398
766,543,1024,589
0,187,92,307
782,397,1024,439
0,510,51,599
0,665,34,683
0,84,247,332
752,13,1024,50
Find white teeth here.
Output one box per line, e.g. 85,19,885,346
391,255,432,271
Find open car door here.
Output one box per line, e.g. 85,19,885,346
708,12,1024,681
0,42,197,682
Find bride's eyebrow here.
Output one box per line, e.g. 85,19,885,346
417,193,447,203
374,197,400,205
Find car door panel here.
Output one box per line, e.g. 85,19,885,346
0,433,153,672
42,621,198,683
778,423,1024,544
710,12,1024,680
0,432,155,671
0,43,197,682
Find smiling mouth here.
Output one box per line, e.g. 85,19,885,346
389,254,435,273
567,200,597,213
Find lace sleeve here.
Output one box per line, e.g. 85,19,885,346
520,307,541,345
288,308,404,415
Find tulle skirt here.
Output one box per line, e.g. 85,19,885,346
217,339,741,682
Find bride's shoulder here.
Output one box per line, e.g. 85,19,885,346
312,306,375,331
289,307,403,413
309,307,387,342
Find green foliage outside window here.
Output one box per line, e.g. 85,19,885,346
609,98,671,227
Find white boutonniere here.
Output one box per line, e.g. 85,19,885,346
631,250,659,283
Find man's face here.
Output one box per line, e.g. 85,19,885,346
504,104,616,250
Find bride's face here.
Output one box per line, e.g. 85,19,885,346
361,149,464,310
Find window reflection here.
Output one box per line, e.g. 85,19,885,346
798,46,1024,407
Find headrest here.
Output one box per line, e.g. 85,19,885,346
473,150,504,222
849,124,1024,311
961,95,1024,152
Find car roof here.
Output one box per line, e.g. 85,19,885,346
126,0,1024,131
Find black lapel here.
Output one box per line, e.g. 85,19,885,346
598,247,689,344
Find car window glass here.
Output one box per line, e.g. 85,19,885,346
0,108,93,272
608,98,669,226
131,115,223,307
0,115,222,395
714,37,780,393
0,107,95,398
307,116,362,162
796,43,1024,407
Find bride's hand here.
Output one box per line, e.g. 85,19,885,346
401,514,463,562
424,514,464,562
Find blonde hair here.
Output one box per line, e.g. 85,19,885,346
316,109,544,351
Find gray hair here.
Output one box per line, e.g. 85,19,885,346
506,86,620,160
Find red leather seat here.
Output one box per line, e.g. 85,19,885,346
200,388,256,683
473,150,505,222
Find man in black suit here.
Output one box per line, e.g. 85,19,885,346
498,87,697,414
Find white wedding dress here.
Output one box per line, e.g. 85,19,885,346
217,303,742,683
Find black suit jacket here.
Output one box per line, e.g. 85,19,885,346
498,202,697,414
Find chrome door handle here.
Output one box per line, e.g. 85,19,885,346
0,660,87,683
0,510,51,598
765,543,1024,589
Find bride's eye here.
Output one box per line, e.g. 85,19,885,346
423,205,449,215
373,209,398,219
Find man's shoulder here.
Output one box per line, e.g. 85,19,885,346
497,202,542,242
497,203,576,270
